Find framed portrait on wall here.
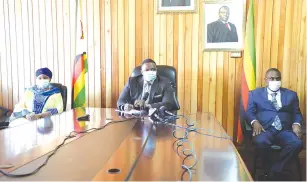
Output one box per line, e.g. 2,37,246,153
203,0,246,51
157,0,197,13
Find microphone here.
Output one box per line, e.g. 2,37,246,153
142,92,149,102
159,106,176,117
140,92,149,110
133,110,148,117
77,114,90,121
148,108,163,122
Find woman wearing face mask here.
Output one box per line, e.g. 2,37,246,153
11,68,63,121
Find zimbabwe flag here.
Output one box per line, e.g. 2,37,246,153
72,52,88,108
237,0,256,144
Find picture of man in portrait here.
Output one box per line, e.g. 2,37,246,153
207,6,238,43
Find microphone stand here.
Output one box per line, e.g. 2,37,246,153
140,92,149,122
140,105,145,122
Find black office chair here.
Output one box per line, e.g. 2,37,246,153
0,106,10,123
131,65,178,97
240,118,302,180
51,83,67,111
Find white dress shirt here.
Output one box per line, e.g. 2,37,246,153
251,88,300,127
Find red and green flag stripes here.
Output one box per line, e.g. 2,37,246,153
72,52,88,108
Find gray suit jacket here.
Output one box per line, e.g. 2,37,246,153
117,75,180,111
162,0,190,6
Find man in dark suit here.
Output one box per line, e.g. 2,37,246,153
246,68,303,180
162,0,190,6
207,6,238,43
117,59,179,111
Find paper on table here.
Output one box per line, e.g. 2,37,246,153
115,109,142,115
8,118,30,127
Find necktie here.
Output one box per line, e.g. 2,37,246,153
271,93,282,130
225,23,230,30
142,82,151,103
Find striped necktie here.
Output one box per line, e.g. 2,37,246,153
142,82,152,103
271,93,282,130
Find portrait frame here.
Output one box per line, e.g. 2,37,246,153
203,0,246,51
157,0,197,13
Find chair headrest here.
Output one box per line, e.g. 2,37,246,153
131,65,176,83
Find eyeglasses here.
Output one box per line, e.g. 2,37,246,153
266,77,281,81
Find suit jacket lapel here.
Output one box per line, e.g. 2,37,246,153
262,87,276,110
280,88,287,108
261,87,269,101
149,78,159,103
137,77,144,100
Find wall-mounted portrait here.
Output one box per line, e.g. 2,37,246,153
157,0,197,13
203,0,245,51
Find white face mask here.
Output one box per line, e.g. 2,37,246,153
268,81,281,92
36,79,50,89
143,71,157,82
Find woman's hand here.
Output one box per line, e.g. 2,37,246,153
26,114,40,121
26,112,51,121
41,112,51,118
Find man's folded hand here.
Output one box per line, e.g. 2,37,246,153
124,104,133,111
134,100,145,108
252,120,266,136
292,124,302,138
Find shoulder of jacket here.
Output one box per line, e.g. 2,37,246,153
281,87,296,95
250,87,264,93
128,75,141,82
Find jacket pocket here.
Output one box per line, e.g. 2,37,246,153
153,94,163,102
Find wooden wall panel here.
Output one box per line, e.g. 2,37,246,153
191,5,199,115
87,0,95,107
3,0,13,109
51,0,58,84
94,0,101,108
0,0,6,108
0,0,306,139
100,0,106,108
117,0,125,95
0,0,3,108
111,0,118,108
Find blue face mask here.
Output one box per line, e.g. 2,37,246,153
36,79,50,89
143,71,157,82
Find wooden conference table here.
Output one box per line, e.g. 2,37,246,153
0,108,252,181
